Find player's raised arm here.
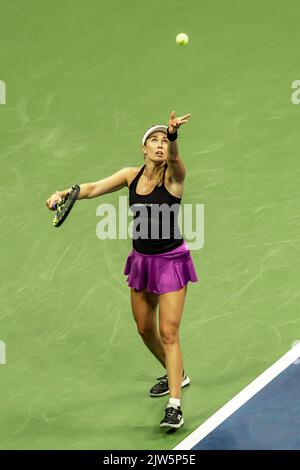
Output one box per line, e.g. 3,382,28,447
166,110,191,183
46,167,130,210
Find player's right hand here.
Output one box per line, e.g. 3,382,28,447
46,192,62,211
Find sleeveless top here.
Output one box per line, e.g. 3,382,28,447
129,164,184,254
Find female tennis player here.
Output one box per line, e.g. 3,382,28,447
46,110,198,429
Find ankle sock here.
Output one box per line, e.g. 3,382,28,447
167,398,181,409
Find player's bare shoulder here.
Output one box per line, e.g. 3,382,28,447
126,166,142,187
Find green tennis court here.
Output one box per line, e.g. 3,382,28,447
1,0,300,449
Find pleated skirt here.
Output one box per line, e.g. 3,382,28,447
123,240,198,295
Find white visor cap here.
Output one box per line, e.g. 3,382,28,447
142,125,168,146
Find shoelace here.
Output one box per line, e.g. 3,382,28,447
165,407,178,419
157,374,168,383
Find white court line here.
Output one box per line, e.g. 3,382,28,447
173,343,300,450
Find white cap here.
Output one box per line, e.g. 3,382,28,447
142,125,168,146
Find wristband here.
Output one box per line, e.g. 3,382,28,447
167,128,178,141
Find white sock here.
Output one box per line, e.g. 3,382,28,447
167,398,181,409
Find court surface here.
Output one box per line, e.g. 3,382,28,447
175,343,300,450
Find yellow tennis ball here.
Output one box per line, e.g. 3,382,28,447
176,33,189,46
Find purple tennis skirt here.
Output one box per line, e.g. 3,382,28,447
123,240,198,295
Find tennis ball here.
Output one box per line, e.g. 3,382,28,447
176,33,189,46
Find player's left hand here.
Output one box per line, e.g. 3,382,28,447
168,110,191,134
46,191,62,211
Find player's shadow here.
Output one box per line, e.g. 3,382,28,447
166,428,177,435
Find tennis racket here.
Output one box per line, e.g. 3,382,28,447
52,184,80,227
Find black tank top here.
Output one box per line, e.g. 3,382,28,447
129,164,184,254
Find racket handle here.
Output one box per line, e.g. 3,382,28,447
52,202,58,210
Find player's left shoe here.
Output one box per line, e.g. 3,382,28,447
150,373,190,397
160,406,184,429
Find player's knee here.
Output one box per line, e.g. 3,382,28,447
160,326,178,345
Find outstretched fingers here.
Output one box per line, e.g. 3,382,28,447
179,113,191,120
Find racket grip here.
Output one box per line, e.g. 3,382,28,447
52,202,58,210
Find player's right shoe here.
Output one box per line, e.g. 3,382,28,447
160,406,184,429
149,373,191,397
